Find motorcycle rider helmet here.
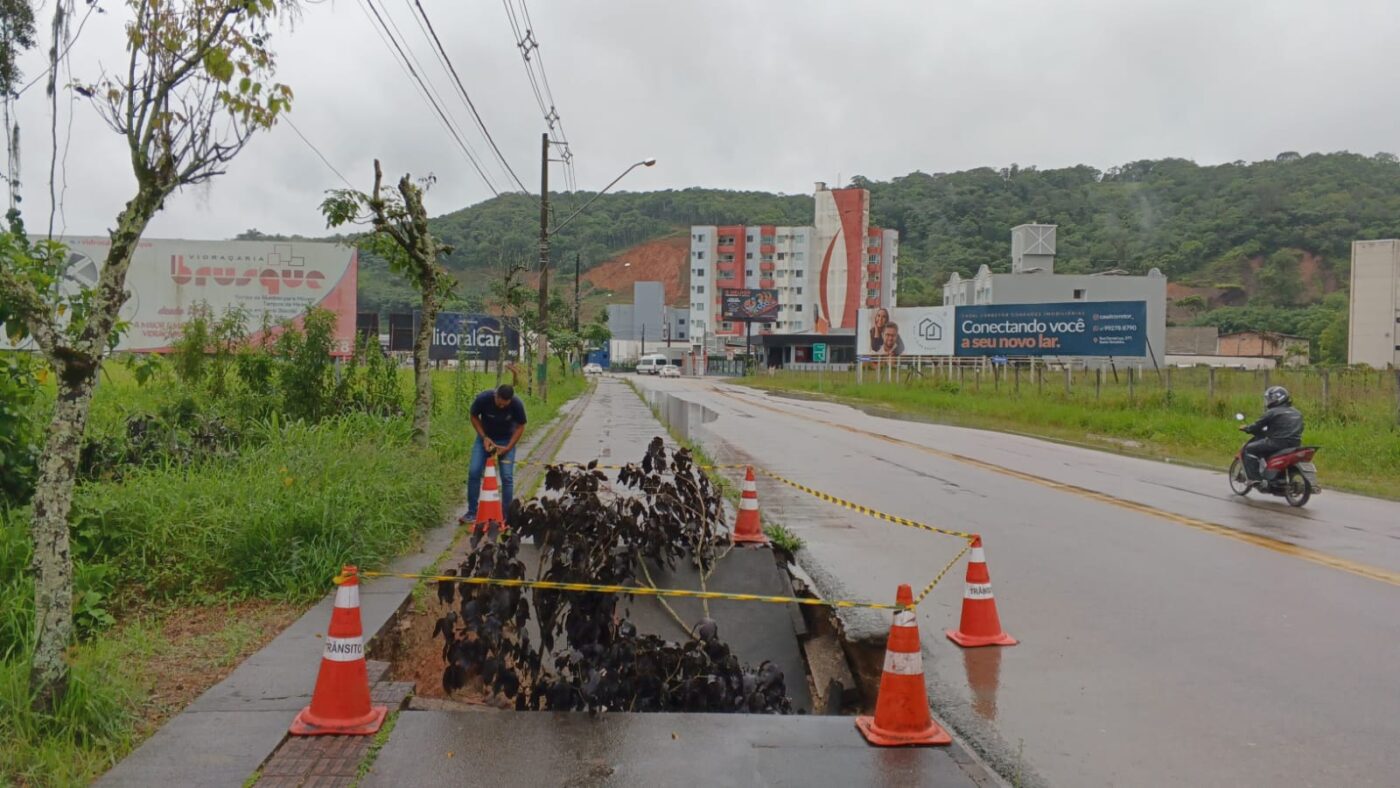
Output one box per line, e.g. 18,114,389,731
1264,385,1291,408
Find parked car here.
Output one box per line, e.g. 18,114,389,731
659,364,681,378
636,354,669,375
583,363,603,375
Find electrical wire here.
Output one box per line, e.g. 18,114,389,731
409,0,532,195
283,115,355,190
357,0,499,195
503,0,576,192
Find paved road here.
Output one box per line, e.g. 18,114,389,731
629,374,1400,788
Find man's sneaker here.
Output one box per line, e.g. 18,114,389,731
458,513,473,526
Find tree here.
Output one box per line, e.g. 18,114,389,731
0,0,296,710
323,160,453,449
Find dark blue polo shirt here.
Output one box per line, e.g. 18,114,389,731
470,390,527,443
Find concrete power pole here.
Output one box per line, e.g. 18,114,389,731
536,132,550,401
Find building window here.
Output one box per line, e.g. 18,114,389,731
678,318,686,325
795,304,803,312
868,255,878,263
795,270,804,278
696,285,705,294
777,253,786,261
693,233,705,242
745,252,753,260
867,290,878,298
746,269,755,277
694,268,704,277
869,237,881,247
718,235,735,245
796,287,803,295
746,234,754,242
1073,289,1086,300
696,251,705,260
793,252,804,260
722,322,733,331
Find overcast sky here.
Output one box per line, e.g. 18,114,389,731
12,0,1399,240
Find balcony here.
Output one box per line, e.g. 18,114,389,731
867,263,880,274
760,261,776,272
760,279,776,289
866,297,880,307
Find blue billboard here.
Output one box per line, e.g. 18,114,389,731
428,313,518,362
954,301,1146,357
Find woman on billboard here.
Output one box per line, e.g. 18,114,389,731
868,308,891,353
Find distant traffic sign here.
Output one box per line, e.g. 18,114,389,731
812,343,828,363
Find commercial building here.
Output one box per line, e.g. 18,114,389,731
606,281,688,362
1348,240,1400,368
688,183,898,347
943,224,1167,367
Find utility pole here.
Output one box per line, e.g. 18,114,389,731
537,132,550,401
574,253,581,333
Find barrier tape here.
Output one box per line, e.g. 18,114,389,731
915,540,973,606
753,468,977,541
355,570,905,611
515,460,749,471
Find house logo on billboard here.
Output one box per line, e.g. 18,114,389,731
169,243,322,295
918,316,943,342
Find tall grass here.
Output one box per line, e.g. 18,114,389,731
0,365,587,786
747,366,1400,498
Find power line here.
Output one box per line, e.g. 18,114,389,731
283,116,355,190
503,0,576,192
409,0,533,195
357,0,500,196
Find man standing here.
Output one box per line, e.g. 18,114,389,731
463,384,527,523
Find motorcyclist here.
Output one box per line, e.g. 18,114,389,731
1240,385,1304,484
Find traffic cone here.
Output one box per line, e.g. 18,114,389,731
856,584,951,747
731,465,768,545
945,536,1017,648
290,566,387,736
474,455,505,534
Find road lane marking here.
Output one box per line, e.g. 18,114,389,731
714,387,1400,588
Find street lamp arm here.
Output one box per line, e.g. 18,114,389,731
549,159,655,236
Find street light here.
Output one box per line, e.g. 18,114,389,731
536,151,657,400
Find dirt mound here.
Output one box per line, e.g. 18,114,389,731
583,235,690,305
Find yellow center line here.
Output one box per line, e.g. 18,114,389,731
715,386,1400,588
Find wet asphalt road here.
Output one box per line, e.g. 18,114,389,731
627,374,1400,788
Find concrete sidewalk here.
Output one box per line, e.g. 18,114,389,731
363,711,988,787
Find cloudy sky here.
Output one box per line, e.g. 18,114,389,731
12,0,1399,240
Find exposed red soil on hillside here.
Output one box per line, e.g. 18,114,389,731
583,235,690,305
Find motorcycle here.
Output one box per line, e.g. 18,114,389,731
1228,413,1320,507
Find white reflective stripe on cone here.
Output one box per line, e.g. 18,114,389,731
964,583,994,600
739,498,759,511
883,649,922,676
893,610,917,628
334,583,360,609
970,547,986,564
743,481,757,492
323,635,365,662
481,488,500,500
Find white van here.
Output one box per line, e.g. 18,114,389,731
636,354,669,375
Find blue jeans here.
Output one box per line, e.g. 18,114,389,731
466,437,516,519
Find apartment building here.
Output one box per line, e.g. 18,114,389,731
688,183,898,347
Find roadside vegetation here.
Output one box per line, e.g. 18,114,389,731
0,309,585,786
744,366,1400,499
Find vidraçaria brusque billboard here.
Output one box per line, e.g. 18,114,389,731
426,313,519,362
720,289,779,322
953,301,1146,357
856,306,954,357
2,237,358,354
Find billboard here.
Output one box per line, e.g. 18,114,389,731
856,306,954,357
721,289,779,322
427,313,518,362
954,301,1146,357
3,237,357,354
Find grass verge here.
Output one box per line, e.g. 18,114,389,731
742,369,1400,500
0,369,586,787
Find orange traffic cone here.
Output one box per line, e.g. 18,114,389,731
731,465,768,545
290,566,388,736
856,584,951,747
945,536,1017,648
474,455,505,534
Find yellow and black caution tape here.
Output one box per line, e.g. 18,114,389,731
753,468,976,541
515,460,749,471
915,539,973,606
356,570,905,611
